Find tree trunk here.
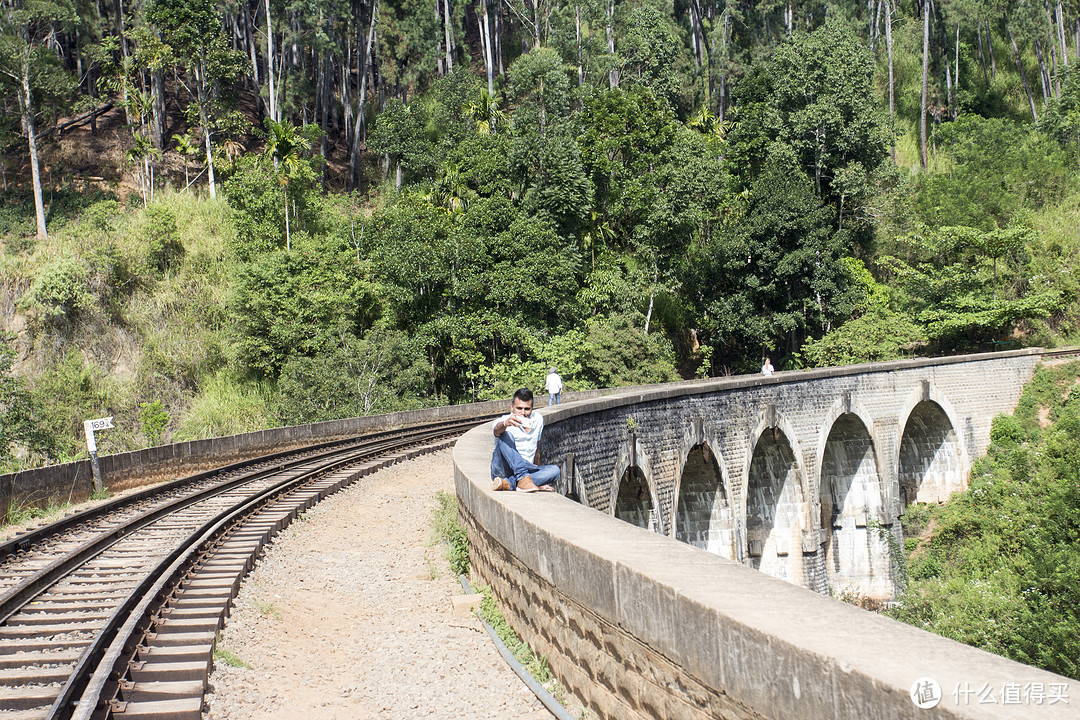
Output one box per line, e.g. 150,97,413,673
1034,39,1051,101
481,0,494,94
1058,1,1068,65
575,4,583,85
21,63,47,239
954,22,959,116
977,16,988,82
945,52,953,114
607,0,617,88
342,35,353,151
151,68,166,149
443,0,453,73
266,0,277,122
350,0,378,190
986,18,996,77
886,0,894,161
495,3,503,75
920,0,930,168
320,50,330,188
1006,20,1038,121
719,8,730,121
196,59,217,199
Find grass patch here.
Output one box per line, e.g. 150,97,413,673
213,644,251,669
255,599,281,619
475,583,571,700
173,371,275,441
2,498,71,529
429,490,469,576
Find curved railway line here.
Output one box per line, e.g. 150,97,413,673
0,416,492,720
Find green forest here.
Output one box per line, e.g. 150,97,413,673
2,0,1080,680
3,0,1080,462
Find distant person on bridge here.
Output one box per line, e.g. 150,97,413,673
490,388,560,493
545,367,563,405
761,357,774,376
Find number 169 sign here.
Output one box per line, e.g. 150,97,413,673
84,416,114,453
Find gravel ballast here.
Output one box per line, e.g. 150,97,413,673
202,448,571,719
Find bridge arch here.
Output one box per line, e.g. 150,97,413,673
818,412,894,599
897,387,967,506
744,411,812,588
673,436,736,559
610,434,660,533
455,349,1047,720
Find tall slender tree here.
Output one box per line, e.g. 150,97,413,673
148,0,245,199
0,0,76,238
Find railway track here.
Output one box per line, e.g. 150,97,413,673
0,416,489,720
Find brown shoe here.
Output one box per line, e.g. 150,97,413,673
516,476,538,493
491,477,510,491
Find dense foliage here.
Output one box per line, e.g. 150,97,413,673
0,0,1079,677
893,363,1080,680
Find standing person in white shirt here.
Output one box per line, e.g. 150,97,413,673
490,388,560,493
545,367,563,406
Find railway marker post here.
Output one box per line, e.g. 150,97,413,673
83,416,114,493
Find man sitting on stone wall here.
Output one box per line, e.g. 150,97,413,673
491,388,560,493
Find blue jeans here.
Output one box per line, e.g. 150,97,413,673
490,433,560,490
548,392,561,406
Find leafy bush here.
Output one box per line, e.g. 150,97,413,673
173,372,273,441
989,414,1026,448
138,401,170,445
22,256,93,326
890,362,1080,680
140,204,185,273
81,199,123,232
801,305,926,367
273,326,428,424
0,337,53,471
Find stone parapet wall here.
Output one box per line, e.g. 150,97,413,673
454,350,1076,720
0,380,718,519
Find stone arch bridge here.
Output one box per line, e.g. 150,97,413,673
543,350,1036,601
455,349,1077,720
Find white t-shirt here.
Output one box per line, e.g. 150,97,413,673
545,372,562,394
493,411,544,464
761,362,774,376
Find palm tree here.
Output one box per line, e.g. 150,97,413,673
580,210,615,271
172,133,198,190
433,162,474,215
262,119,310,252
126,133,161,207
465,88,505,135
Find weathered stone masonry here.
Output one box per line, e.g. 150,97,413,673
455,350,1078,720
539,350,1040,599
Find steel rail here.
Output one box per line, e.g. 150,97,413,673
0,417,484,627
0,415,491,720
55,423,465,720
0,416,479,561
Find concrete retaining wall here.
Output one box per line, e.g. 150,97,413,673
0,399,512,518
454,352,1077,719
